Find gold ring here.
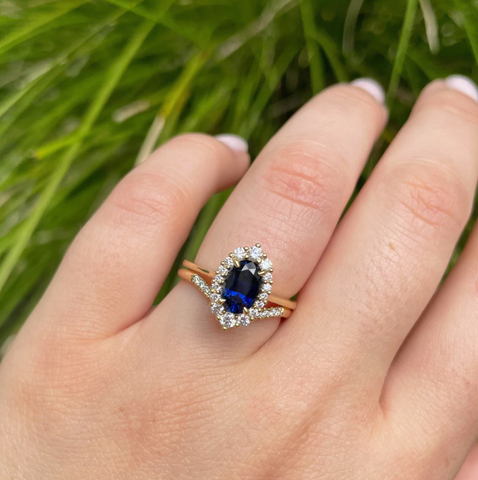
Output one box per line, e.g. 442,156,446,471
178,244,297,330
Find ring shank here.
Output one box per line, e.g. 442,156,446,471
179,260,297,319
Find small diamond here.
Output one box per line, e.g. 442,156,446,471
234,247,246,260
263,272,273,283
249,308,259,318
236,314,251,327
258,293,268,301
224,257,234,268
192,275,202,286
262,283,272,294
220,312,236,329
203,286,210,295
248,245,263,262
211,304,224,316
211,282,221,291
210,293,221,302
254,301,265,309
218,265,228,276
214,274,224,284
261,258,272,271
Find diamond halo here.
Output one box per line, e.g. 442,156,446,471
190,243,284,330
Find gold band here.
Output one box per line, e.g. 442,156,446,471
178,259,296,319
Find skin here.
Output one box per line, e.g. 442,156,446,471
1,80,478,479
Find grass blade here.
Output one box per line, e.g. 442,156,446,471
300,0,324,93
311,30,349,83
343,0,364,55
386,0,418,108
454,0,478,64
217,0,297,60
418,0,439,54
135,51,209,164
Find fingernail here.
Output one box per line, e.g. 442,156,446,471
215,134,249,153
445,75,478,102
351,78,386,104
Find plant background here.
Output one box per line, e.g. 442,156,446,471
0,0,477,352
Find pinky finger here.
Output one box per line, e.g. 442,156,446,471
383,223,478,476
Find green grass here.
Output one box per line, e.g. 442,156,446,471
0,0,477,349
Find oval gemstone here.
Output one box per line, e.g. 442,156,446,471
222,260,262,313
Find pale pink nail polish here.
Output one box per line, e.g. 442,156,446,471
445,75,478,102
351,78,386,104
215,134,249,153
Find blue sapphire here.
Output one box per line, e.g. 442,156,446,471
222,260,262,314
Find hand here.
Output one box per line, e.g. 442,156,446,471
2,77,478,480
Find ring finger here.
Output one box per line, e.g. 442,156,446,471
150,80,387,357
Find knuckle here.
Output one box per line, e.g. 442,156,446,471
111,172,187,232
260,140,350,219
386,163,470,236
420,89,478,126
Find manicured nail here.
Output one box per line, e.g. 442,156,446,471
351,78,386,104
215,134,249,153
445,75,478,102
